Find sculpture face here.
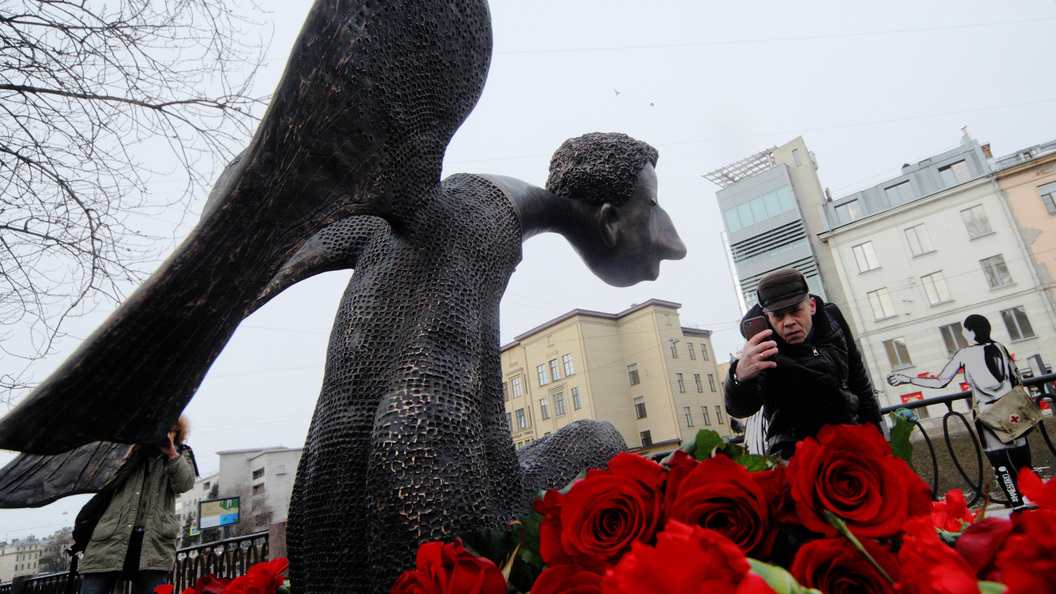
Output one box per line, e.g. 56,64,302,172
587,164,687,286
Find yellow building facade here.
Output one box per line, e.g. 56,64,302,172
500,299,730,457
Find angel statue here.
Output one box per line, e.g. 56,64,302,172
0,1,686,592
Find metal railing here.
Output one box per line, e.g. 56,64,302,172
881,372,1056,508
0,532,269,594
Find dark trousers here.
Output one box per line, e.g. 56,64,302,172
79,571,169,594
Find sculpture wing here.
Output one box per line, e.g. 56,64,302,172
0,0,492,455
0,443,137,508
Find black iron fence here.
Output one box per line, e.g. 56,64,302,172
881,372,1056,508
0,532,268,594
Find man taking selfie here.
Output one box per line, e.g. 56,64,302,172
724,268,882,459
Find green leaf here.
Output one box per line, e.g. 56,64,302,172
888,408,916,470
747,559,823,594
978,581,1008,594
691,429,725,461
734,453,776,472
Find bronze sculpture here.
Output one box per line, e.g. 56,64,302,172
0,1,685,592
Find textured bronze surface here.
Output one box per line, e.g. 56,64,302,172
0,2,686,592
0,0,492,453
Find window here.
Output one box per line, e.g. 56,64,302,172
676,373,686,393
252,468,264,480
502,382,509,402
939,322,969,356
537,364,548,386
1040,182,1056,214
687,342,696,360
884,337,913,369
939,160,970,186
628,363,640,386
553,391,566,416
1001,306,1036,341
834,199,862,224
980,255,1013,288
961,205,992,239
511,376,523,398
276,464,286,475
252,484,264,496
634,396,647,419
670,340,679,358
571,386,581,410
852,241,879,272
904,224,934,256
701,344,709,360
539,398,549,420
562,353,575,376
921,271,952,305
715,405,725,425
515,408,527,430
684,406,694,427
885,181,914,203
867,288,895,320
722,185,796,232
549,359,560,382
694,374,703,392
708,374,717,392
640,431,653,448
505,413,512,431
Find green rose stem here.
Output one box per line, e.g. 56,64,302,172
502,521,524,581
822,510,895,585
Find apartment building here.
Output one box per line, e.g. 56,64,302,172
817,131,1056,414
0,539,43,582
501,300,729,456
995,139,1056,316
175,447,302,536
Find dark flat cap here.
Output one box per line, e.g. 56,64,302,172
757,268,809,312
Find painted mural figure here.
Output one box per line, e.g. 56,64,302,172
887,314,1035,509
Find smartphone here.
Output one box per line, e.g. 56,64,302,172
741,316,769,341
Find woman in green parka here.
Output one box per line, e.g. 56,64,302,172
80,416,196,594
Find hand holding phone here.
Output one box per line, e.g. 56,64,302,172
741,316,769,341
736,316,777,382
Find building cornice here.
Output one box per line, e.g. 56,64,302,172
501,299,683,351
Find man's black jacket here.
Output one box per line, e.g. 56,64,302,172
724,295,881,456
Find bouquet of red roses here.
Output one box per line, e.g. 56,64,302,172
392,423,1056,594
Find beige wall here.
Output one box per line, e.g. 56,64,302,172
501,300,730,456
998,153,1056,307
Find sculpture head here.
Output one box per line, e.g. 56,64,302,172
546,133,686,286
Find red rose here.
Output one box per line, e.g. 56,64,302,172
1019,468,1056,510
664,450,784,557
167,574,233,594
956,517,1013,581
786,424,932,538
222,558,288,594
790,537,899,593
897,517,980,594
931,489,976,532
996,508,1056,593
532,564,603,594
390,539,506,594
536,452,664,570
600,520,777,594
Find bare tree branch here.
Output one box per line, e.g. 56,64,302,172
1,0,268,402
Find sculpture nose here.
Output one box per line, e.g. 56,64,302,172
663,232,688,260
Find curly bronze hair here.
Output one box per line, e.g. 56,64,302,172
545,132,659,206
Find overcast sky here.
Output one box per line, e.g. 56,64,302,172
3,0,1055,541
